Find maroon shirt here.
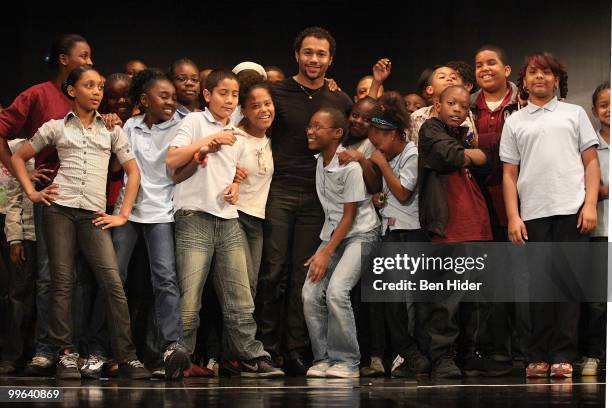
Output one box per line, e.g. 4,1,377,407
0,81,72,170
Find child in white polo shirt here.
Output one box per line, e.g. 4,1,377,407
302,107,380,378
500,52,600,379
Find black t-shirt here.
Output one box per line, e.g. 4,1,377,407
270,77,353,191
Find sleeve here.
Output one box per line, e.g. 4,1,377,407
169,115,195,148
499,119,520,165
110,126,135,164
398,152,419,191
418,120,466,172
340,165,367,203
4,176,24,243
577,107,599,152
29,120,59,153
0,90,32,139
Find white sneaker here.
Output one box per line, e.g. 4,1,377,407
206,358,219,377
391,354,404,373
306,361,330,378
581,357,600,376
326,363,359,378
80,354,108,379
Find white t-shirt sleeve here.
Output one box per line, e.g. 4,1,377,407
398,153,418,191
499,120,520,165
169,115,195,148
341,165,367,203
29,121,59,153
577,107,599,152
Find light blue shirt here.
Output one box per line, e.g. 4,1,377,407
499,97,599,221
117,114,182,223
380,142,420,234
316,146,380,241
594,131,609,237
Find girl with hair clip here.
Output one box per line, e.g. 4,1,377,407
501,52,600,378
10,66,149,380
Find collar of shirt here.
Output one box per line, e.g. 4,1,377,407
176,105,191,119
319,145,346,173
64,110,105,129
202,107,234,129
597,131,609,150
132,114,179,133
475,84,513,113
526,96,559,114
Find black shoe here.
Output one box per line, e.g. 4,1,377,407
458,352,513,377
219,359,242,377
119,360,150,379
241,357,285,378
56,352,81,380
163,344,191,380
392,351,431,378
284,357,308,376
432,356,462,379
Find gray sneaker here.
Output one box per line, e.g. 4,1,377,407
25,355,54,376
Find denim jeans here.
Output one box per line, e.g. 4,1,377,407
32,203,54,357
43,204,137,362
88,221,183,356
302,229,379,370
175,210,268,361
237,211,263,299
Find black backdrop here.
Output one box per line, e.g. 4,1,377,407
1,0,610,114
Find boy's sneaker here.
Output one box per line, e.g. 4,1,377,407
326,363,359,378
219,360,241,377
0,361,16,375
119,359,150,379
151,367,166,379
459,351,513,377
550,363,572,378
526,362,550,378
360,356,385,377
580,357,600,376
240,357,285,378
163,344,191,380
183,363,214,378
307,360,330,378
80,354,108,379
432,356,462,379
24,355,54,376
206,358,219,377
56,352,81,380
392,351,431,378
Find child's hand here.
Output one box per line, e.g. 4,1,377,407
9,243,26,266
28,184,59,206
305,250,331,283
234,167,248,183
507,216,528,243
337,149,364,165
101,113,123,130
325,78,341,92
92,212,128,230
373,58,392,83
372,192,386,209
29,166,54,184
370,149,387,168
578,204,597,234
223,183,239,204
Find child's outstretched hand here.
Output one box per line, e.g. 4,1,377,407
223,182,240,204
577,204,597,234
93,212,128,230
27,184,59,206
373,58,392,83
305,250,331,283
337,149,364,165
507,215,528,244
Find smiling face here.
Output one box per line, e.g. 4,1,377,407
104,79,132,122
204,78,239,122
242,87,275,134
436,86,471,128
475,50,511,94
68,69,104,112
295,36,333,82
141,79,177,124
172,62,201,108
349,100,376,139
306,111,342,151
426,66,460,101
593,88,611,128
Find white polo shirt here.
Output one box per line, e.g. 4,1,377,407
316,146,380,241
380,142,420,234
499,97,599,221
594,131,609,237
170,108,246,219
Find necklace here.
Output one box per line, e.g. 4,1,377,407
299,84,323,100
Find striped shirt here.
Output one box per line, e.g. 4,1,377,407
29,111,135,212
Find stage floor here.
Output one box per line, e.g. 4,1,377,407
0,366,605,407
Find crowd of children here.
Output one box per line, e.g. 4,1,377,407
0,27,608,381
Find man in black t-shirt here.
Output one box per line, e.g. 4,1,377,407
255,26,352,375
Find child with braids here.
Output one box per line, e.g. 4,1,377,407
501,52,599,378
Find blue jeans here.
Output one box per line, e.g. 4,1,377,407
88,221,183,356
33,203,54,358
175,210,268,361
302,230,379,370
237,211,263,299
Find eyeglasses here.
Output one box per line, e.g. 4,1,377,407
306,125,335,132
174,76,200,84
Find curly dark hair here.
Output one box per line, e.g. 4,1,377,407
294,27,336,57
128,68,173,106
517,52,568,99
371,91,410,135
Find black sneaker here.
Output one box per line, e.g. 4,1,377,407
283,356,308,376
241,357,285,378
458,351,513,377
392,351,431,378
25,354,55,377
219,359,242,377
56,352,81,380
432,356,462,379
163,344,191,380
119,359,150,379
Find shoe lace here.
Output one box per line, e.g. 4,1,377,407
32,356,51,366
87,354,104,365
127,360,145,369
59,354,79,368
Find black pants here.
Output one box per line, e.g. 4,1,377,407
523,214,586,363
256,183,324,359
